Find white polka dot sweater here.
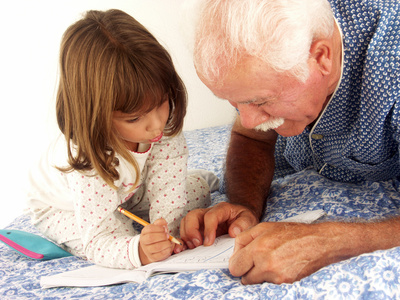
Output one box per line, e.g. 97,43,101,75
26,132,211,269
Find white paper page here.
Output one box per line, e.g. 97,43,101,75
138,234,234,277
40,265,147,288
280,209,326,224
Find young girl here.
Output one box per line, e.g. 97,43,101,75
26,9,216,269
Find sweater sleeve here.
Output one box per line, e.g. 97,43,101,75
143,132,190,237
67,172,142,269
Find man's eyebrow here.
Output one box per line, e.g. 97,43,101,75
214,95,275,104
240,99,259,104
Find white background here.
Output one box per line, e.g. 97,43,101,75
0,0,235,228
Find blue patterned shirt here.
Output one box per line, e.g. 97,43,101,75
274,0,400,183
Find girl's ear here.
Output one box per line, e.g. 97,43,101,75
309,39,333,76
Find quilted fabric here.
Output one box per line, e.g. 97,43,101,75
1,124,400,299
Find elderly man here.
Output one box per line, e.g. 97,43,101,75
180,0,400,284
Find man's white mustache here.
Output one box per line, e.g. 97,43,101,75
254,118,285,132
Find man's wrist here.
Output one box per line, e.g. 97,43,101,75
228,198,264,220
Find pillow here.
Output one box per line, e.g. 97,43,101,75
0,229,72,260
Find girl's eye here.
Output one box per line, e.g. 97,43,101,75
126,117,140,123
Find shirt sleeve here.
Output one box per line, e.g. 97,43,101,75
67,171,142,269
143,132,190,237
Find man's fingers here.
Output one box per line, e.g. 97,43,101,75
181,203,260,249
240,266,269,285
229,239,254,278
180,208,208,248
229,230,271,284
228,209,258,238
203,210,223,246
229,225,267,280
203,203,235,245
232,228,258,254
203,202,260,246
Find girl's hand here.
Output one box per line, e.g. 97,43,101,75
138,218,175,265
173,237,187,254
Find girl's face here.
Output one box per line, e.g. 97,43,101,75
112,99,170,152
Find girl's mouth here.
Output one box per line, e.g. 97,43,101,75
149,133,163,143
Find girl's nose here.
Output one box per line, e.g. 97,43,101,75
146,109,163,132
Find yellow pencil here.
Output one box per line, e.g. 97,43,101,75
117,206,182,245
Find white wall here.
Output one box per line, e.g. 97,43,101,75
0,0,235,228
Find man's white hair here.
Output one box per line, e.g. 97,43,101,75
194,0,335,84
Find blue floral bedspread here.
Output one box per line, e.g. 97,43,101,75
1,124,400,299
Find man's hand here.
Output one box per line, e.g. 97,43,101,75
180,202,258,248
229,218,400,284
229,222,334,284
139,218,179,265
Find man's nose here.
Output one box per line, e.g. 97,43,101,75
237,104,270,129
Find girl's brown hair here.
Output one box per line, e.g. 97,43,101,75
56,9,187,189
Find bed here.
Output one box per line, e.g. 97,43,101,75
1,124,400,299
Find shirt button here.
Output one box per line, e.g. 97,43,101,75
311,134,324,140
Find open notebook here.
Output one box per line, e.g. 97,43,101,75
40,210,325,288
41,234,234,288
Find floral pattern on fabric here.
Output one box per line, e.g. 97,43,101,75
1,124,400,299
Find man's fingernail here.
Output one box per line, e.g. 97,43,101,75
204,236,210,245
186,241,194,249
232,227,241,236
193,238,201,247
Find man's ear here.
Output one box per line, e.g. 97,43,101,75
309,39,333,76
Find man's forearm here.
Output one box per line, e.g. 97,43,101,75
225,130,276,219
295,216,400,273
332,216,400,257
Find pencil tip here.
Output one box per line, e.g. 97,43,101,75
171,237,182,245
